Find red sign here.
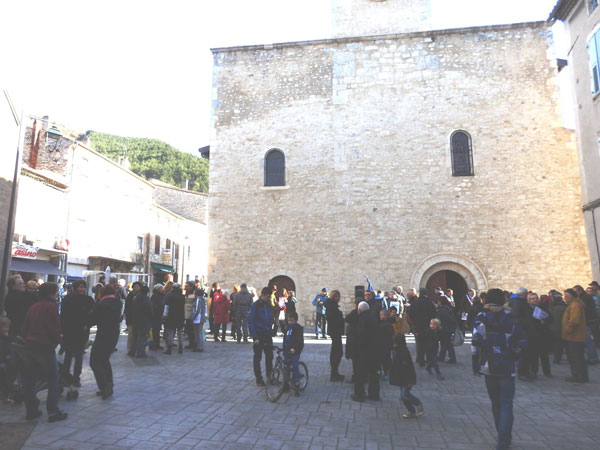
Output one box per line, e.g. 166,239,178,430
12,243,38,259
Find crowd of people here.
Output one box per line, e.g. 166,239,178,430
1,272,599,450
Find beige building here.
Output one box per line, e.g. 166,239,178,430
208,0,592,324
551,0,600,280
13,116,208,288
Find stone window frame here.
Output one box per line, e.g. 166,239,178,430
450,130,474,177
264,148,286,187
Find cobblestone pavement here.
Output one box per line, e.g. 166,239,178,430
1,332,599,450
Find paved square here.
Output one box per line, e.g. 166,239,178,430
1,332,599,449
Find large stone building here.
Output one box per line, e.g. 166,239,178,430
551,0,600,280
208,0,592,324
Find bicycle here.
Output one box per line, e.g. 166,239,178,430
265,345,308,402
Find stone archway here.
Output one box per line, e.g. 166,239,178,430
409,253,488,292
268,275,296,297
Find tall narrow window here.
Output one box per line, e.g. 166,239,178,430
166,239,171,250
264,149,285,186
451,131,474,177
154,235,160,254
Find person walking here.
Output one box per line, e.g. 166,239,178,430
562,288,588,382
325,289,345,381
390,333,424,419
163,284,185,354
472,288,527,450
60,280,94,387
248,287,274,387
20,282,68,422
233,283,253,343
88,284,122,400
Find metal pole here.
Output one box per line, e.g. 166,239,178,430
0,90,23,314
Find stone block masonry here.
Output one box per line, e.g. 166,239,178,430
208,21,591,325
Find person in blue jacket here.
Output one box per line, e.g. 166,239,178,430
312,288,328,339
248,287,275,387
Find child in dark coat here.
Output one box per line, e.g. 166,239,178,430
390,333,424,418
283,312,304,396
423,318,445,380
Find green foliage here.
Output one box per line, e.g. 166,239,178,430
84,130,208,193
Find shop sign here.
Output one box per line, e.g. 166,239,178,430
12,243,39,259
162,249,172,262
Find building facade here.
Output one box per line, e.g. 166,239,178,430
551,0,600,280
209,0,592,324
12,116,208,289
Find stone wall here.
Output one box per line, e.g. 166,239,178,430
332,0,432,38
209,22,592,324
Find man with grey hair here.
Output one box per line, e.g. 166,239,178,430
233,283,253,343
352,300,380,402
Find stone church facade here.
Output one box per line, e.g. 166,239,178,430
208,0,592,324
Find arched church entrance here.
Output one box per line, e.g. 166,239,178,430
268,275,296,297
410,253,488,294
426,270,468,305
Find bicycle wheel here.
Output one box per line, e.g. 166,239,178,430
265,367,284,402
297,362,308,391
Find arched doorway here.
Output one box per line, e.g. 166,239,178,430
268,275,296,297
426,270,468,305
410,253,488,293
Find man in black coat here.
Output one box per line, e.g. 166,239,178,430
408,288,436,367
60,280,94,386
509,287,535,380
149,284,164,350
5,275,34,338
325,290,345,382
352,301,380,402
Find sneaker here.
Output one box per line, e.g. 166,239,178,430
402,412,417,419
436,373,445,381
417,404,425,416
48,410,68,422
256,380,266,387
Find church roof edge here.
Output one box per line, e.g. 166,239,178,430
210,20,550,54
549,0,579,21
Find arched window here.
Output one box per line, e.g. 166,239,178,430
451,131,474,176
264,149,285,186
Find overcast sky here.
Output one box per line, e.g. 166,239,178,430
2,0,561,154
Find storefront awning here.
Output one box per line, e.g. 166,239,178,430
153,263,174,273
9,258,68,276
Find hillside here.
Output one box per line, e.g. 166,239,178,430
83,130,208,193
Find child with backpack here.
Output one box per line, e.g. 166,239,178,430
390,333,424,418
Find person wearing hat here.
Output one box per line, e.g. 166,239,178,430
312,288,329,339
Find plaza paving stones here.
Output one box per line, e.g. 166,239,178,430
1,333,599,449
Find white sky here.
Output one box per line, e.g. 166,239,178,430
2,0,562,154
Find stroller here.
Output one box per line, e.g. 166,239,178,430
9,337,78,403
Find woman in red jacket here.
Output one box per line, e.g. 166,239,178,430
212,290,231,342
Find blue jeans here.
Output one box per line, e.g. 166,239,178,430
315,312,326,337
400,385,422,414
24,349,59,416
484,375,515,450
586,326,599,362
285,352,301,383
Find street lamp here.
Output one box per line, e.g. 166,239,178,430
46,125,62,152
